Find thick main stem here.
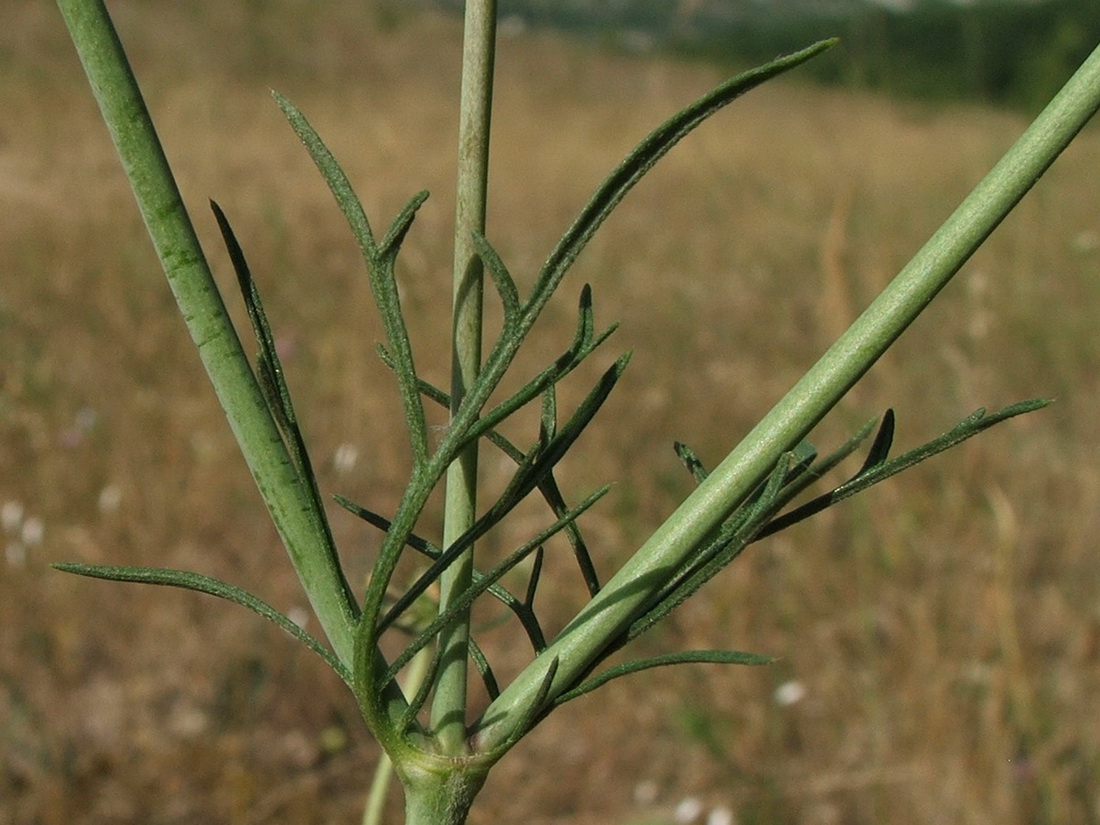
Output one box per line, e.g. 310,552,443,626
399,756,490,825
431,0,498,753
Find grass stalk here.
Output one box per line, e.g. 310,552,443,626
474,39,1100,752
430,0,498,754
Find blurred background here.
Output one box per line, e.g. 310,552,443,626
424,0,1100,111
2,1,1099,823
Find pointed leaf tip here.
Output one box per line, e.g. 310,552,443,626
555,649,775,705
53,562,352,685
859,409,896,474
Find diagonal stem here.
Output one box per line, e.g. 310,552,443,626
54,0,359,667
473,38,1100,754
430,0,498,754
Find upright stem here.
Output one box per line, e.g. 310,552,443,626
431,0,498,753
399,757,490,825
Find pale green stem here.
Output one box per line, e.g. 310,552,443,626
431,0,498,753
475,40,1100,753
55,0,358,666
362,644,435,825
398,758,489,825
362,749,395,825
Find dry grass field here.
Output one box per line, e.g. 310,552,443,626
3,2,1100,824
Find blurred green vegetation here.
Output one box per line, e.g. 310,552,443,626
814,0,1100,111
421,0,1100,111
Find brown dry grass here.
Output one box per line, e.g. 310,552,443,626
3,2,1100,824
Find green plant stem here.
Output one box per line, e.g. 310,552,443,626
54,0,358,666
362,746,396,825
363,643,435,825
431,0,498,754
475,40,1100,752
398,757,490,825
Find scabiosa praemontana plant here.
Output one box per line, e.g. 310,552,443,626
52,0,1100,822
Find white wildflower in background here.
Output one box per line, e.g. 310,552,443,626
98,484,123,515
2,500,24,533
333,442,359,475
286,606,311,630
674,796,704,824
2,500,43,568
706,806,736,825
774,679,807,707
21,516,44,547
